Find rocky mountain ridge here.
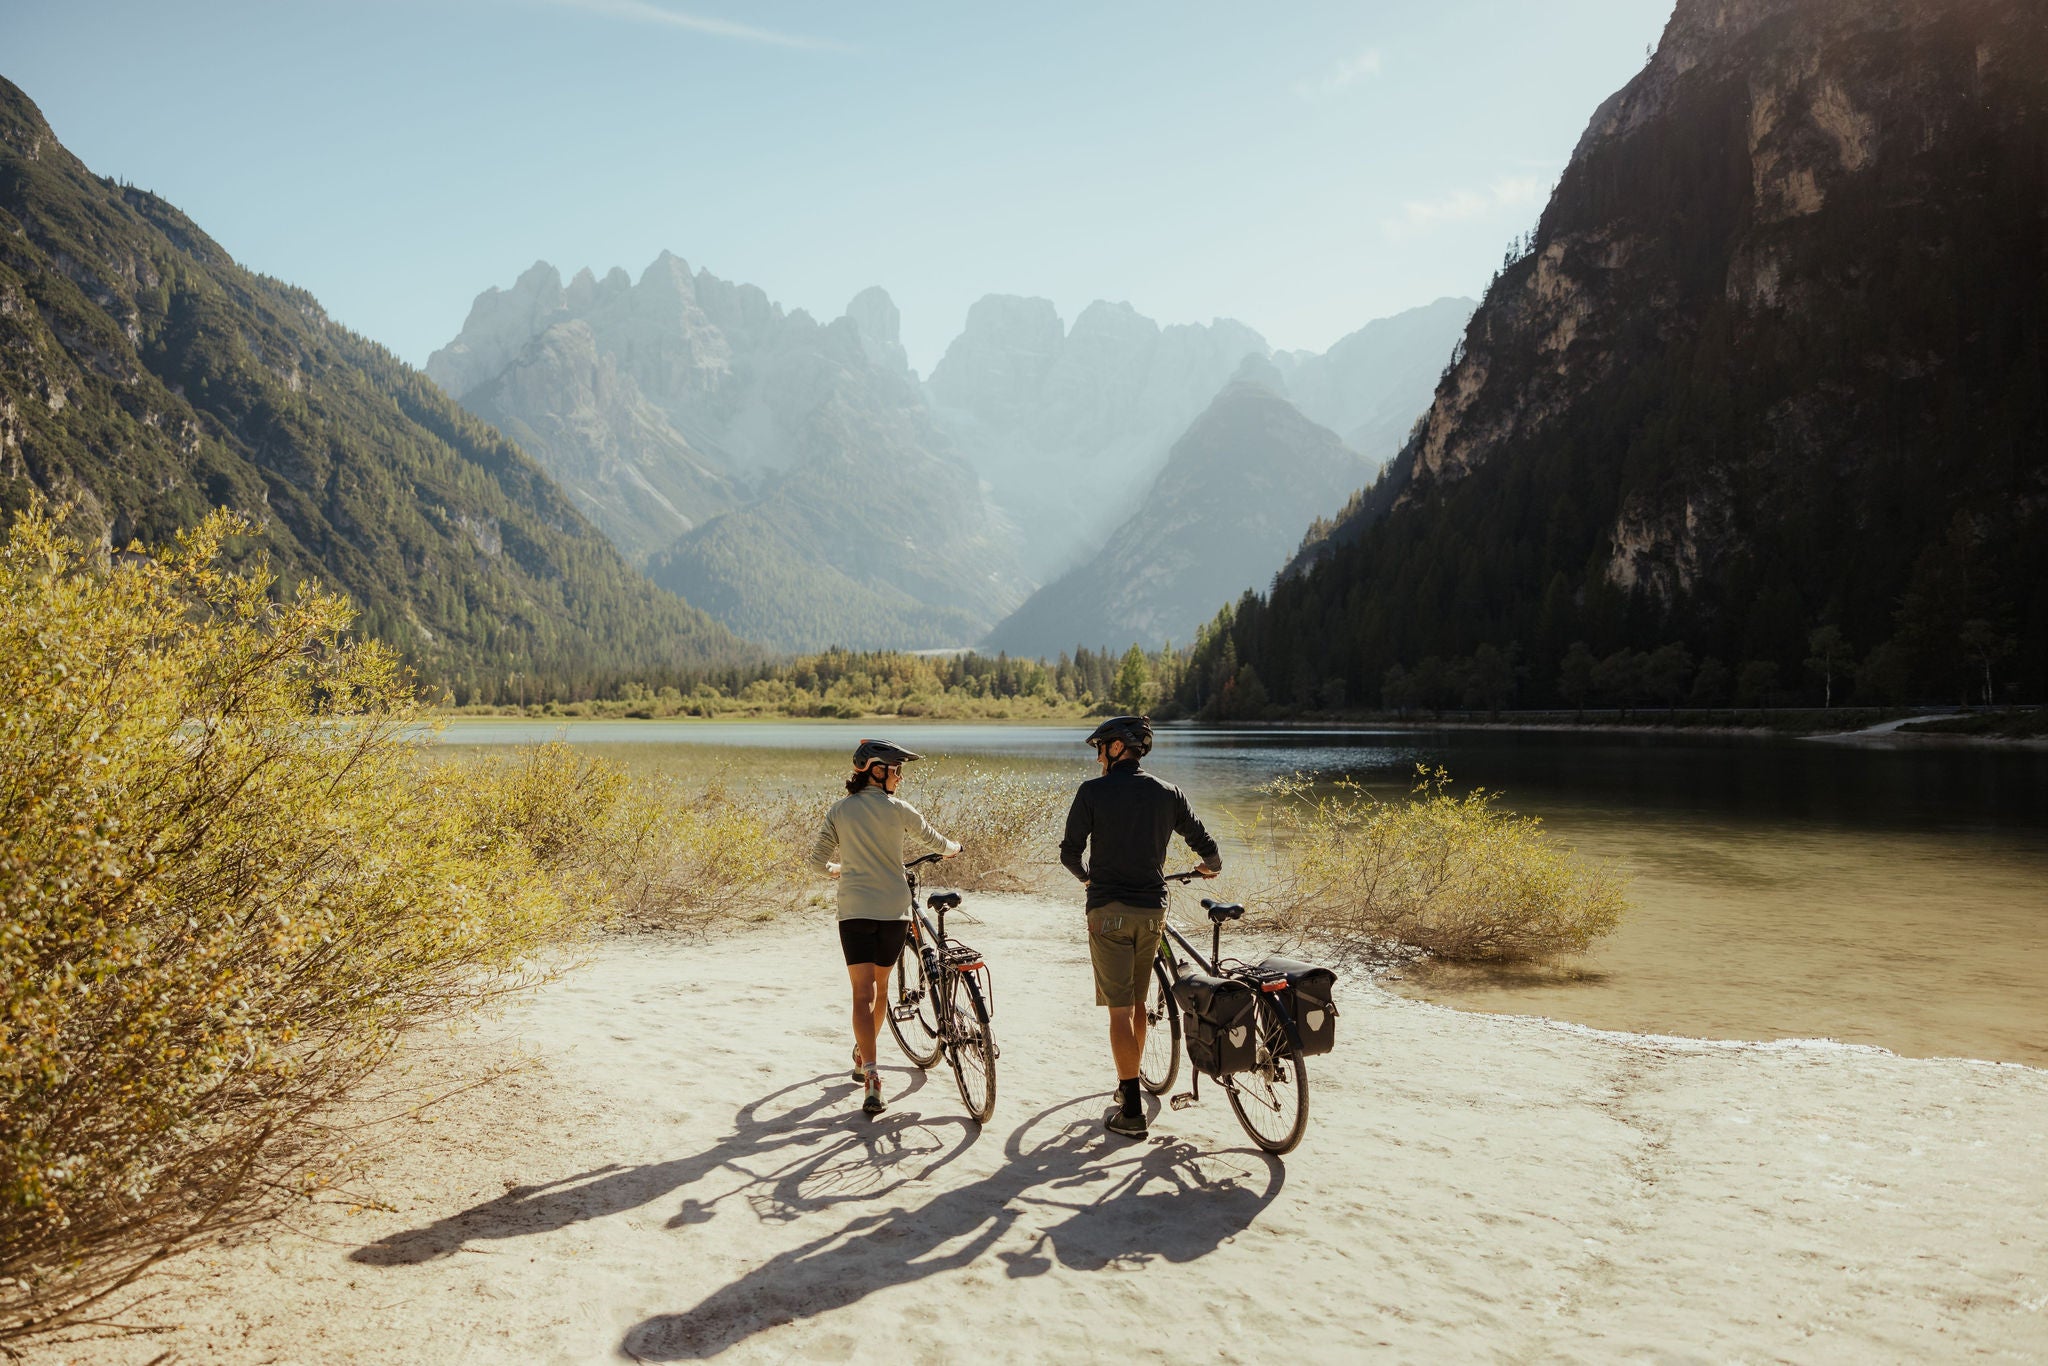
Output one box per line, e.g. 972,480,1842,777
0,77,741,698
433,251,1472,651
982,376,1368,658
1239,0,2045,709
429,257,1027,650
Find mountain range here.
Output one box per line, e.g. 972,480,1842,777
0,78,741,699
432,257,1471,652
426,258,1027,651
982,368,1371,658
1194,0,2047,711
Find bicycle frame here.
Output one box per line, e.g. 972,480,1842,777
902,855,994,1035
1154,873,1308,1093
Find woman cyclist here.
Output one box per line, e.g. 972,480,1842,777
808,739,959,1115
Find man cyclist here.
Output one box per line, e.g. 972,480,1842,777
1059,715,1220,1138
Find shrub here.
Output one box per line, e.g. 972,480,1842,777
907,767,1074,893
1248,767,1628,962
0,507,587,1342
597,770,792,930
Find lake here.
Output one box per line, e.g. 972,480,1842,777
432,720,2048,1068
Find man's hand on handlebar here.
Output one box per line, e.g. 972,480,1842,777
1197,864,1220,879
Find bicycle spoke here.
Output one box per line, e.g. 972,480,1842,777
1224,1010,1309,1154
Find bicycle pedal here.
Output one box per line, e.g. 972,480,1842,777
1169,1092,1197,1111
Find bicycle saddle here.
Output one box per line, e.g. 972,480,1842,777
1200,898,1245,922
927,891,962,911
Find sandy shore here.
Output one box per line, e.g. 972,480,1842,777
34,895,2047,1363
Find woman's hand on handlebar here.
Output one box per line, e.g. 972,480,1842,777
826,861,841,879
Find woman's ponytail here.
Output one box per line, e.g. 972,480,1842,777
844,767,874,796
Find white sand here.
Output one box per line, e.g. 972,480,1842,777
36,895,2048,1363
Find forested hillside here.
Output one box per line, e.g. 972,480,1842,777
1187,0,2046,714
0,78,742,697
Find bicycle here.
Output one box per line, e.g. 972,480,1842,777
1135,871,1311,1154
884,852,998,1122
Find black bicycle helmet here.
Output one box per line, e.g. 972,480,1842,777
1085,715,1153,758
853,738,922,768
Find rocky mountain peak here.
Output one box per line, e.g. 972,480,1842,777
982,379,1366,655
1230,351,1288,396
842,286,909,375
425,259,567,400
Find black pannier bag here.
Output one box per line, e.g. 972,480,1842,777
1171,968,1259,1075
1251,956,1339,1056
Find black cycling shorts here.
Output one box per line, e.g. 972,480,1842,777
838,917,910,967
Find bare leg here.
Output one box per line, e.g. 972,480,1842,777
848,964,880,1066
870,963,893,1060
1107,1004,1146,1079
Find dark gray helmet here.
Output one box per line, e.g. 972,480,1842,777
1085,715,1152,758
853,738,921,768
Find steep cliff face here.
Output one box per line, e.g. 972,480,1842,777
430,259,1028,649
982,379,1367,657
1267,0,2046,706
0,78,740,695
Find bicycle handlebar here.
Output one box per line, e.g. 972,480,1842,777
905,852,947,870
1164,868,1210,884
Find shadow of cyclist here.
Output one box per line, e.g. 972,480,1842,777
350,1067,974,1267
618,1094,1284,1361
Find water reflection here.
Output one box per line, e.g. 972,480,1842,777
431,720,2048,1066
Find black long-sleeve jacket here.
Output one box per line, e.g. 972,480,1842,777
1058,759,1222,911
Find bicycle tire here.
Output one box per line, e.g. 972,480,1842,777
887,935,942,1068
1224,1000,1309,1154
946,969,997,1123
1138,957,1180,1094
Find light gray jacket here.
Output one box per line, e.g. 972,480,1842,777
808,786,959,922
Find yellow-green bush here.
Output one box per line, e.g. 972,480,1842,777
0,507,588,1341
1250,768,1628,961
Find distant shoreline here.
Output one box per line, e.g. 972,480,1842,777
426,710,2048,747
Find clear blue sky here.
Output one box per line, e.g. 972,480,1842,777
2,1,1671,374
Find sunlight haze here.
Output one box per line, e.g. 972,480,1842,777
1,0,1669,370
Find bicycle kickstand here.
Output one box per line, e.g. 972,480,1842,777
1170,1071,1199,1111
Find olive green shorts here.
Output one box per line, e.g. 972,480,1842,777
1087,902,1166,1008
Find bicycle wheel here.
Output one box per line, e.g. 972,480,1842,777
886,936,942,1068
1138,957,1180,1094
1224,1001,1309,1154
945,969,997,1123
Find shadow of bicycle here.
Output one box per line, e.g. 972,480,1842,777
618,1093,1285,1361
349,1066,973,1267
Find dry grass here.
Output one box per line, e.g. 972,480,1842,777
436,753,1074,935
901,766,1073,894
